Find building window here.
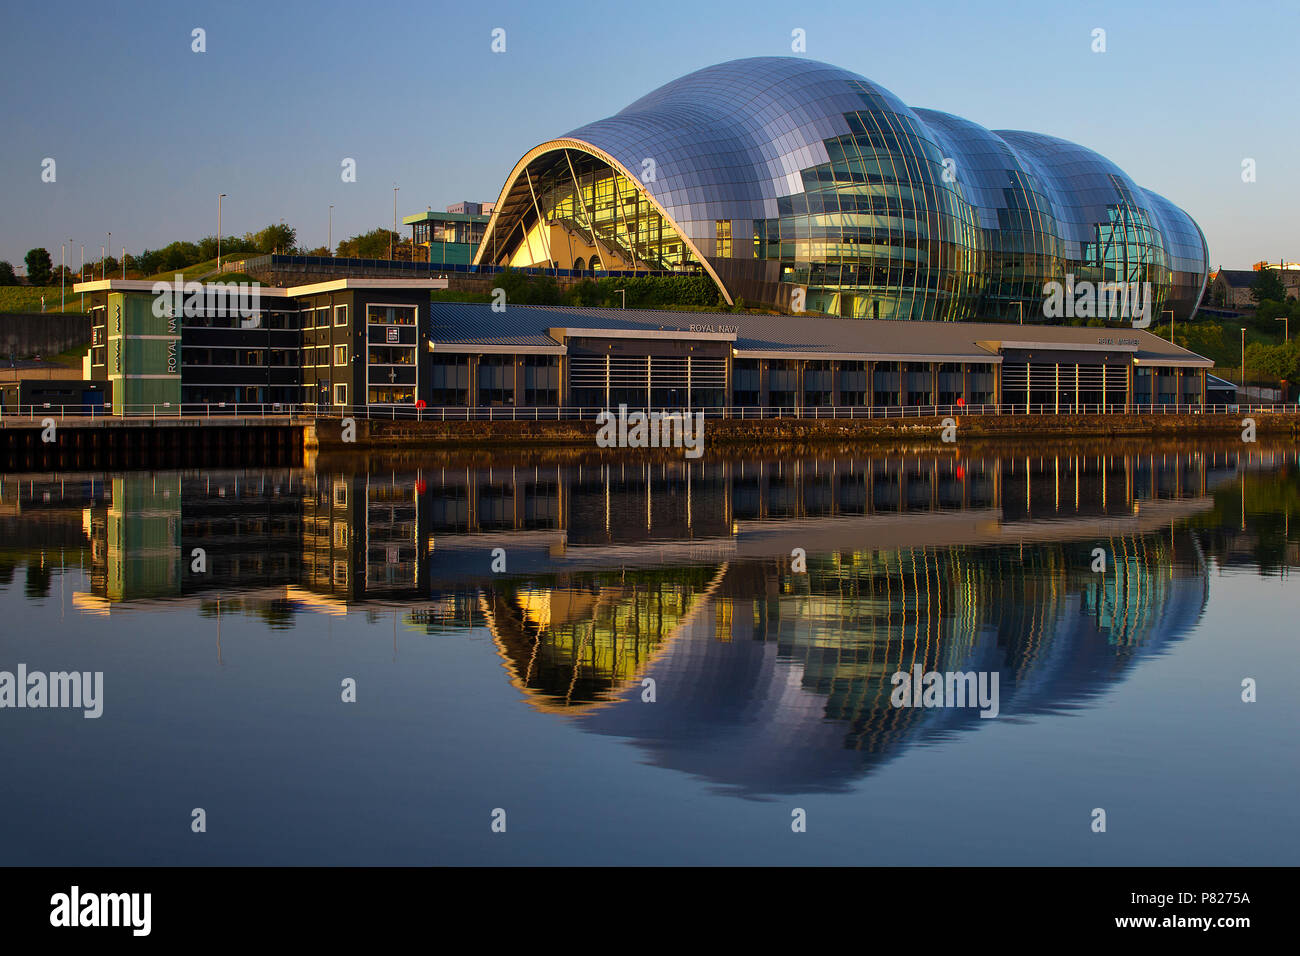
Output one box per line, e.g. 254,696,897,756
477,355,515,406
368,305,417,325
368,387,417,404
335,345,348,366
429,356,469,405
334,383,347,405
335,304,348,327
715,219,732,258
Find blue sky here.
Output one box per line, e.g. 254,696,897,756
1,0,1295,271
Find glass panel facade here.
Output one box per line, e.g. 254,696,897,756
485,150,702,273
482,57,1209,321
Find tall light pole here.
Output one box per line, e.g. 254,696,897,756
1015,301,1024,325
1277,316,1289,342
391,185,400,260
217,193,227,269
121,248,126,280
100,246,106,281
614,288,626,309
329,204,334,256
1241,327,1247,395
79,243,84,309
60,244,65,311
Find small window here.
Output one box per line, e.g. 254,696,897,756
367,305,417,325
334,345,348,366
715,219,732,258
334,304,348,327
334,383,347,405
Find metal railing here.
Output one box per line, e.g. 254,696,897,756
221,254,690,280
5,401,1295,424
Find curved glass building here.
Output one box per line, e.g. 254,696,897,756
477,57,1210,321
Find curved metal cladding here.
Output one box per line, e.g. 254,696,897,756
479,56,1208,321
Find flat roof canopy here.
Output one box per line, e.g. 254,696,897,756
426,303,1214,368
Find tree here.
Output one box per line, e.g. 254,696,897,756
0,261,16,286
1252,298,1294,334
1245,341,1300,386
252,223,297,254
565,278,599,306
1250,268,1287,305
490,267,532,304
24,248,52,286
480,269,561,305
336,227,399,259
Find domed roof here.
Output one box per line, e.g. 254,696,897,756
562,56,923,221
481,56,1208,320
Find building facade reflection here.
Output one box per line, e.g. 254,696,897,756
0,448,1295,794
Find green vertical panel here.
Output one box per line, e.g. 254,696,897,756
110,292,180,416
105,473,181,600
107,292,126,415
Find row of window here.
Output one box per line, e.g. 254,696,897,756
182,348,299,367
295,303,418,328
296,344,350,366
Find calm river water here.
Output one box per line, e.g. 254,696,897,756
0,439,1296,865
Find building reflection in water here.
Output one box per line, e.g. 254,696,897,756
0,447,1295,794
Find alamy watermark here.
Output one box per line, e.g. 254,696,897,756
0,664,103,718
1042,274,1152,328
50,886,150,936
890,666,999,718
151,274,260,320
595,404,705,459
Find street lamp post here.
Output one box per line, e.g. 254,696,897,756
217,194,227,269
614,288,626,309
1015,301,1024,325
1277,316,1289,342
1241,327,1247,399
329,204,334,256
60,244,65,311
79,243,84,310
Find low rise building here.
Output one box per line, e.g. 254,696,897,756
72,280,1216,415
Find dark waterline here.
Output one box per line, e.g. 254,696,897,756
0,439,1296,865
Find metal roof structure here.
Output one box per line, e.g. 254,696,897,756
401,211,490,225
477,56,1210,322
427,303,1213,366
